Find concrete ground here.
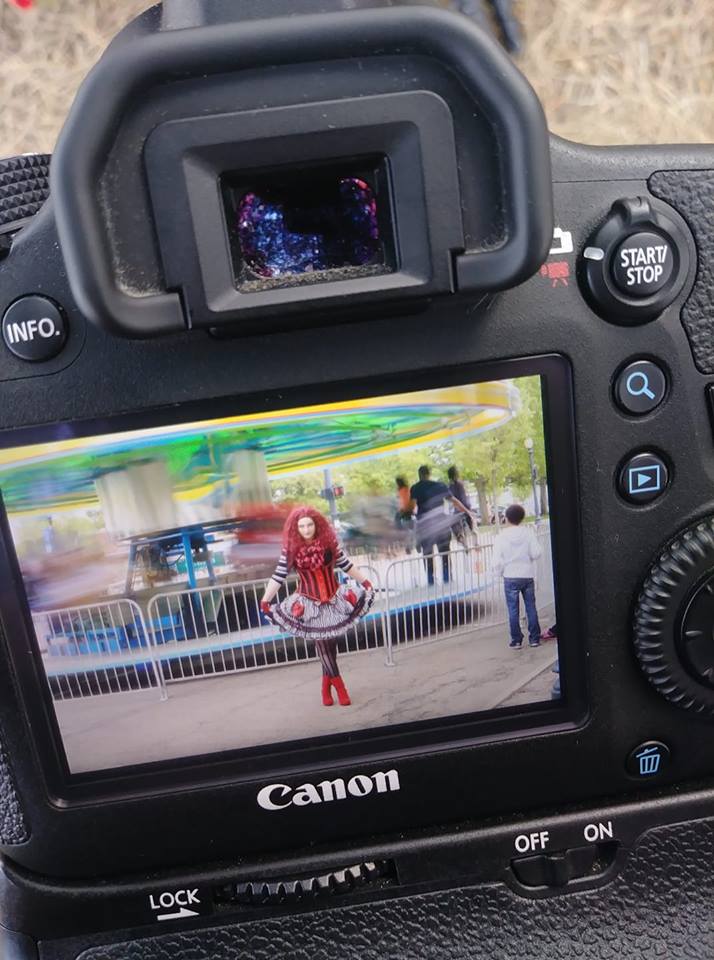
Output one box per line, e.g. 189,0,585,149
502,659,558,708
55,603,556,773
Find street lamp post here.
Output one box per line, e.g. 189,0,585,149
524,437,540,519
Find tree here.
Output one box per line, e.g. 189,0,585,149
451,375,548,517
270,472,324,509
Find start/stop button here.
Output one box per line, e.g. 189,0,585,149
611,231,675,298
580,196,691,325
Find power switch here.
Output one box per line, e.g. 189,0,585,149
511,853,572,888
510,854,550,887
511,842,617,889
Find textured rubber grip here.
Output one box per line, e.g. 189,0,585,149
0,154,51,231
649,169,714,374
0,735,28,846
0,617,30,845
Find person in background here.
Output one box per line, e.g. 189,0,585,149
447,465,474,543
395,476,414,519
42,517,58,555
492,504,542,649
354,478,394,548
410,465,470,585
395,476,416,552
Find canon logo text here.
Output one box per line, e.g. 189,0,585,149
257,769,401,811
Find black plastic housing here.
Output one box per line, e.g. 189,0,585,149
2,2,714,958
3,135,714,884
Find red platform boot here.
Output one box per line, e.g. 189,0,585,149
330,676,351,706
321,676,334,706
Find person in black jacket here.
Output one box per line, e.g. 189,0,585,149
410,465,469,585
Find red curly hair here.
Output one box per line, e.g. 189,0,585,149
282,506,338,569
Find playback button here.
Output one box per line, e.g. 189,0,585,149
618,452,669,505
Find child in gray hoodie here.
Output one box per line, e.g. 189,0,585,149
492,504,542,648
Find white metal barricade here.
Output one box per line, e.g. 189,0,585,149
145,567,384,685
32,598,167,702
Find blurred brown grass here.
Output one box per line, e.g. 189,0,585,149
0,0,712,156
518,0,714,145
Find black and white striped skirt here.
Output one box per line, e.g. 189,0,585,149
269,583,375,639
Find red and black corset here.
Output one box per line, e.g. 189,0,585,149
296,564,340,603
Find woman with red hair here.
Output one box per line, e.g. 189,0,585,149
260,506,374,707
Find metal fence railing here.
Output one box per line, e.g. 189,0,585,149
144,565,383,684
32,598,167,702
30,525,553,700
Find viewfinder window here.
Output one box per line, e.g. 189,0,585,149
222,158,396,291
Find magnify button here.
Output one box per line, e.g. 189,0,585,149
626,371,656,400
615,360,667,415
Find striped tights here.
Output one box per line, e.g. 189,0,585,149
315,637,340,677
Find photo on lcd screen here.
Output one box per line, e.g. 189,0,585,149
1,376,559,774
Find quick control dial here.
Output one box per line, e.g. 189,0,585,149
634,518,714,715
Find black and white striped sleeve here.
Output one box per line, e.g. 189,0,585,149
335,546,353,573
270,550,289,585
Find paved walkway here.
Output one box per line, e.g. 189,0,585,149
55,603,556,773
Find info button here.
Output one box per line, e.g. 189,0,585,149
618,452,669,505
2,295,68,362
614,360,667,415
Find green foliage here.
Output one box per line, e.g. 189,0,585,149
452,376,547,506
269,473,325,509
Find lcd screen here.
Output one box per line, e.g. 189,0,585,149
1,373,560,774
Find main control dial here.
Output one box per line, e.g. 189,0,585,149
634,518,714,715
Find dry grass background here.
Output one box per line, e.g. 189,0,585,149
0,0,712,156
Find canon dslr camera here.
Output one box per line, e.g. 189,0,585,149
1,2,714,957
